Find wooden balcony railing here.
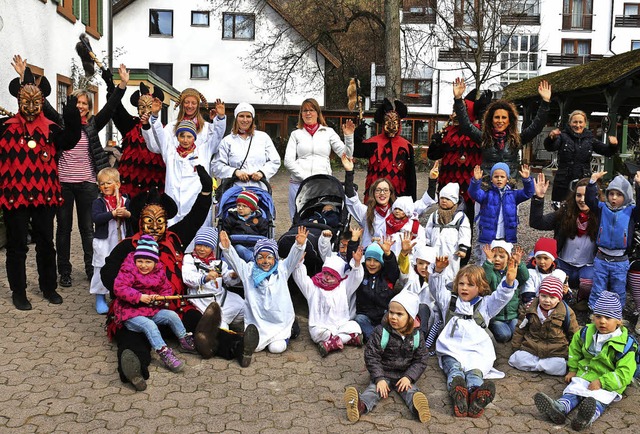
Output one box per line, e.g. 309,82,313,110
546,53,604,66
615,15,640,27
438,49,496,63
561,13,593,30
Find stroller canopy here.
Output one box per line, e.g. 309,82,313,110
294,174,346,221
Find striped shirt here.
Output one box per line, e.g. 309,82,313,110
58,129,96,183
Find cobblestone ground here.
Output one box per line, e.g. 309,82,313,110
0,169,638,433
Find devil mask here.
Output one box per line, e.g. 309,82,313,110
18,84,43,122
140,204,167,241
138,94,154,118
384,111,400,137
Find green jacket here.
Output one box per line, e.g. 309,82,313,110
567,323,637,394
483,260,528,322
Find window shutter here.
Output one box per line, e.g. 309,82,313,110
98,0,103,34
72,0,80,19
81,0,89,25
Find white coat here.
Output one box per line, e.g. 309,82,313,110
425,209,471,282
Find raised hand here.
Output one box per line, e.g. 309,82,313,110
590,171,607,183
219,231,230,249
378,235,395,256
473,165,483,180
505,257,517,286
400,231,417,256
117,64,129,88
453,77,466,99
341,153,354,171
519,164,530,179
351,226,363,242
211,98,225,119
352,245,364,265
295,226,309,246
548,128,561,140
342,119,355,135
482,244,494,262
538,80,552,102
12,54,27,81
511,245,525,264
434,256,449,273
609,136,619,146
430,160,440,180
534,172,549,198
321,230,332,238
151,97,163,116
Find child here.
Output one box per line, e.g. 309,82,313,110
303,203,341,227
219,227,307,354
425,182,471,282
586,171,640,310
430,260,518,418
221,190,269,261
534,292,637,431
385,196,426,258
113,235,196,373
343,290,431,423
293,251,365,357
90,167,131,314
521,237,568,305
482,241,529,343
468,162,534,264
182,227,244,330
510,276,579,376
354,237,401,340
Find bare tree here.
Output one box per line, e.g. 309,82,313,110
384,0,402,100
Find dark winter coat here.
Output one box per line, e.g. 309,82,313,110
222,209,269,236
355,252,401,325
92,194,132,239
364,324,428,383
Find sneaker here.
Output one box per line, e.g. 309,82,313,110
178,333,197,353
121,349,147,391
12,293,32,311
412,392,431,423
449,376,468,417
344,386,365,422
194,302,222,359
59,274,72,288
571,397,597,431
95,294,109,314
43,290,63,304
467,381,496,418
156,346,184,372
239,324,259,367
534,392,566,424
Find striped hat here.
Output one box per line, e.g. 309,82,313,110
253,238,278,260
176,119,197,140
237,190,259,212
135,235,159,262
194,227,218,249
592,291,623,320
538,276,564,300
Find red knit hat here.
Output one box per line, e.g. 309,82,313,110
534,238,557,260
539,276,564,300
237,190,259,212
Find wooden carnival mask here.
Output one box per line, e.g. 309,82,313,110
383,111,400,138
18,84,43,122
137,95,154,118
140,204,167,241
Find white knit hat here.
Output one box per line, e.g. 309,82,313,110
390,290,420,319
414,245,436,265
234,102,255,118
490,239,513,255
322,255,347,279
439,183,460,204
392,196,415,217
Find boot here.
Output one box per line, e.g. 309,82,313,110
318,335,344,357
467,381,496,418
346,333,363,347
121,349,147,391
156,346,184,372
239,324,259,367
194,302,222,358
412,392,431,423
534,392,566,424
12,292,32,311
43,289,63,304
571,397,597,431
178,332,197,353
449,376,468,417
344,386,366,422
95,294,109,315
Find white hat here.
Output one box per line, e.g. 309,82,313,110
322,255,348,279
414,245,436,265
439,183,460,204
392,196,415,217
234,102,255,118
390,290,420,319
490,239,513,255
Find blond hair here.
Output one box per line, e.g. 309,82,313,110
97,167,121,183
72,89,94,120
453,265,491,297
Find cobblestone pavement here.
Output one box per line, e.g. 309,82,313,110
0,169,638,433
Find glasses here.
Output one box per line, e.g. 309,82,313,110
374,188,390,194
256,254,275,261
302,109,316,113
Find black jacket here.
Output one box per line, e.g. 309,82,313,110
355,252,401,324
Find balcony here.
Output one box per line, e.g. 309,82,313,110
501,14,541,26
615,15,640,27
546,53,604,66
562,14,593,30
402,11,436,24
438,49,496,63
399,94,432,106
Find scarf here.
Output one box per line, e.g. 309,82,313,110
304,123,320,136
104,195,119,211
385,213,408,235
176,143,196,158
192,251,216,266
104,194,125,241
252,262,279,287
576,212,589,237
311,268,343,291
492,129,507,150
375,204,390,218
437,205,457,225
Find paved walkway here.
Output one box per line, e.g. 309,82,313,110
0,169,638,433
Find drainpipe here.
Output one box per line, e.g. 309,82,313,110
608,0,615,55
106,0,114,141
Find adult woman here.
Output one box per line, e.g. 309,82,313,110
453,78,552,176
211,103,281,188
529,174,597,308
284,98,354,218
544,110,617,203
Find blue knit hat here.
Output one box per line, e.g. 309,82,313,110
135,235,159,262
365,243,384,264
176,119,197,140
194,227,218,249
253,238,278,260
490,162,510,179
592,291,623,320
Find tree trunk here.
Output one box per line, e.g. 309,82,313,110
384,0,401,101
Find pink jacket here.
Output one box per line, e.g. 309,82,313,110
112,252,173,324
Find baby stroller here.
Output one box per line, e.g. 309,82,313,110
278,174,350,277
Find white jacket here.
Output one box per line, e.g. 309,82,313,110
425,210,471,282
211,131,281,182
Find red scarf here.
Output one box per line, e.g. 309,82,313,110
492,129,507,150
192,251,216,266
304,123,320,136
375,204,390,218
176,143,196,158
576,212,589,236
104,195,119,211
311,268,343,291
385,214,408,235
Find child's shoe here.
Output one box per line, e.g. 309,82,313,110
239,324,259,367
346,333,363,347
449,376,468,417
534,392,566,424
156,346,184,372
318,335,344,357
178,332,197,353
344,386,366,422
121,349,147,391
95,294,109,314
467,381,495,418
412,392,431,423
571,397,597,431
194,302,221,358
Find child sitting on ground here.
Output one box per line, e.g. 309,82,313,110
90,167,131,314
182,227,244,330
344,290,431,423
521,237,569,305
293,250,365,357
534,292,637,431
113,235,196,373
431,259,519,418
221,190,269,261
219,227,307,354
384,196,426,258
482,241,529,343
468,162,534,264
510,276,579,376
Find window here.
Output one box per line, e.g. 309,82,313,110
500,34,539,86
56,74,73,113
222,13,255,40
502,0,539,15
454,0,479,27
401,79,432,104
149,63,173,85
191,11,210,26
562,39,591,55
56,0,79,23
375,86,385,103
82,0,104,38
150,9,173,36
632,40,640,50
624,3,640,16
562,0,593,30
190,64,209,79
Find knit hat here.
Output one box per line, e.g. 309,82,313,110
390,290,420,319
237,190,259,212
134,235,159,262
194,227,218,249
364,243,384,264
322,255,347,279
534,237,557,260
490,239,513,255
490,162,510,179
234,102,255,118
253,238,278,260
538,276,564,300
606,175,635,207
176,119,197,140
439,183,460,204
392,196,414,217
592,291,623,320
414,245,436,265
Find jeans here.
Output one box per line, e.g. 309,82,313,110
557,258,594,301
557,393,607,422
124,310,187,351
359,379,420,413
354,314,376,340
441,355,484,391
589,256,629,309
489,318,517,343
56,181,99,277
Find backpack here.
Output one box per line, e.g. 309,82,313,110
579,327,640,380
380,327,420,351
444,294,487,337
429,211,465,232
